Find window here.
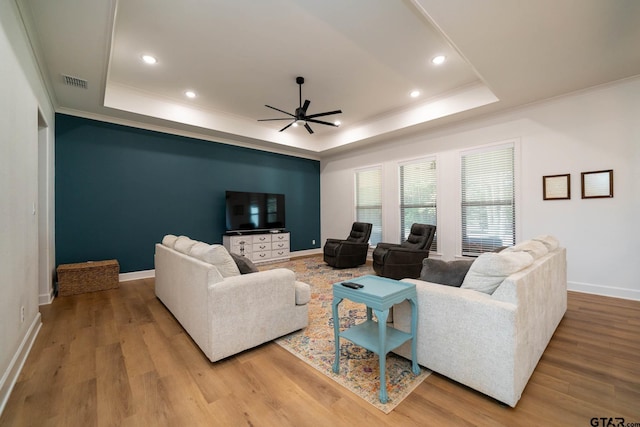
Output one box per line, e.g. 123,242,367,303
399,158,437,251
461,143,515,256
355,166,382,245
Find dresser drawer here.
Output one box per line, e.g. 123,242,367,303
252,251,272,262
253,242,272,252
253,234,271,244
271,248,290,259
271,240,289,250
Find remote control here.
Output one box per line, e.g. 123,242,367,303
341,282,363,289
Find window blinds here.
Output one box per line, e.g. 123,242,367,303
399,158,437,251
355,166,382,245
461,144,515,256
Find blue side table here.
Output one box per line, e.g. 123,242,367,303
332,275,419,404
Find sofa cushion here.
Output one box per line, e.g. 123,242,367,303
419,258,474,287
174,236,197,254
533,234,559,251
230,252,259,274
189,243,240,277
162,234,179,248
461,251,534,294
502,240,548,259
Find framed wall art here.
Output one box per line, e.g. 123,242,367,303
581,169,613,199
543,174,570,200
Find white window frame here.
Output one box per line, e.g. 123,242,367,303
354,165,383,246
457,140,521,257
398,156,438,252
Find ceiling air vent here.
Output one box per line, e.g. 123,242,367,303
62,74,88,89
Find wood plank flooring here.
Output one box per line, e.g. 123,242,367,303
1,277,639,426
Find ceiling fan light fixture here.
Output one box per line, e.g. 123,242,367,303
258,76,342,134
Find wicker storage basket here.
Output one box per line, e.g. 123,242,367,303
57,259,120,296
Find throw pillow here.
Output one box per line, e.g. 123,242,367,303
190,243,240,278
162,234,178,248
502,240,548,259
174,236,197,254
230,252,259,274
532,234,559,251
461,251,534,294
420,258,474,287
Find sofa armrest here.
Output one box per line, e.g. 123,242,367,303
206,268,302,361
209,268,297,311
294,281,311,305
393,279,519,403
396,278,517,336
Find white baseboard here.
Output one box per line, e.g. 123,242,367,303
0,313,42,417
568,281,640,301
290,248,322,258
119,269,155,282
38,289,55,306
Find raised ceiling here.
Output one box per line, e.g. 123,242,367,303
17,0,640,157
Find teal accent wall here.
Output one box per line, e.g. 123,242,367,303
55,114,321,273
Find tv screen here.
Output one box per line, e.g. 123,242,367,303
225,191,286,232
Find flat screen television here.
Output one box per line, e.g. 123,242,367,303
225,191,286,232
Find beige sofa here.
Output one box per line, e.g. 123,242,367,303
392,236,567,407
155,235,310,362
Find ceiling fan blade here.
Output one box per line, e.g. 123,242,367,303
306,118,338,127
265,105,295,117
279,122,294,132
305,109,342,119
257,118,294,121
304,123,314,134
302,100,310,114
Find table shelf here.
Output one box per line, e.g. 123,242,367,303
340,320,412,355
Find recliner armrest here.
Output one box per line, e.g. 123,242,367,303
375,242,402,250
325,238,343,244
335,240,369,256
383,248,430,264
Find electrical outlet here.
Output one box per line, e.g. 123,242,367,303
21,306,25,323
312,239,316,245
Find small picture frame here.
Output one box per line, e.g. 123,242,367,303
543,174,570,200
581,169,613,199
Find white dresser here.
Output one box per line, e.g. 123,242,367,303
223,232,290,264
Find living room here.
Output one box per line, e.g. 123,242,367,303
1,0,639,424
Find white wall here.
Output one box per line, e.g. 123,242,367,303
321,76,640,301
0,0,55,414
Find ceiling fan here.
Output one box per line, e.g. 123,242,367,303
258,76,342,134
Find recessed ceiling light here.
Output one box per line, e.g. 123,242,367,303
410,90,420,98
142,55,157,64
432,55,446,65
185,90,196,98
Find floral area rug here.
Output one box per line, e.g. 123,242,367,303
260,255,431,414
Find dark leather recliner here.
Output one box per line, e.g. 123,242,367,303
372,223,436,280
323,222,373,268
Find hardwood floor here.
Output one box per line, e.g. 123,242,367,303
1,278,639,426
